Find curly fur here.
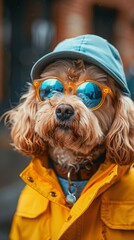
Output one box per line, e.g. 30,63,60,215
4,60,134,166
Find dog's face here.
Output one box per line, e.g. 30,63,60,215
5,59,134,166
34,60,115,157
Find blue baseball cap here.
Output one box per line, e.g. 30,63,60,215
31,34,130,97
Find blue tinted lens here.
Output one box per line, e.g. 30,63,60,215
39,79,64,100
76,82,102,108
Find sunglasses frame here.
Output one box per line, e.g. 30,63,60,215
33,76,114,111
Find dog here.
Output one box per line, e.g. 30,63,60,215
4,35,134,240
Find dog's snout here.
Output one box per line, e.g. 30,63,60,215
55,104,74,121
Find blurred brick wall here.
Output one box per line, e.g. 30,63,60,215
52,0,134,72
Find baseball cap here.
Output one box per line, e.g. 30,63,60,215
31,34,130,97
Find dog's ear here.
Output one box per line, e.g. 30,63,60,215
4,84,46,155
106,95,134,165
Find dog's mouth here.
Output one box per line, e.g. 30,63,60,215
54,122,78,140
55,122,73,131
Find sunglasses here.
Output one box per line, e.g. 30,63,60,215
33,76,114,111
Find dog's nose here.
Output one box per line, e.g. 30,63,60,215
55,104,74,121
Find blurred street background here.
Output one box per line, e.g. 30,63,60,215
0,0,134,239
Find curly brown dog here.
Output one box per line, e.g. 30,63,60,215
4,35,134,240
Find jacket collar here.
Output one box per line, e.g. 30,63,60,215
20,155,130,206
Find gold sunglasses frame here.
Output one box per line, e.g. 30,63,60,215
33,76,114,111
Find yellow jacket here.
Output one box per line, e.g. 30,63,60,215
9,157,134,240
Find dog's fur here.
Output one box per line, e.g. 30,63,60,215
4,59,134,169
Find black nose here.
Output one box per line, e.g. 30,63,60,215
55,104,74,121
